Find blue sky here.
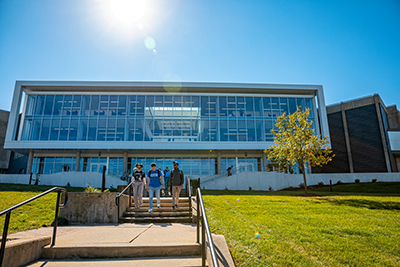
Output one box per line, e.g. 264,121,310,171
0,0,399,111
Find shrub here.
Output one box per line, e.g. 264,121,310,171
84,185,110,193
372,179,377,183
299,183,305,189
336,180,342,185
268,185,273,191
318,182,324,186
355,179,360,183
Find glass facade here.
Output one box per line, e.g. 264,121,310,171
21,94,315,142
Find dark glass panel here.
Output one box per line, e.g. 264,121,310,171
43,95,54,115
35,95,45,116
69,119,78,141
59,119,69,141
50,119,60,140
62,95,72,116
40,119,50,140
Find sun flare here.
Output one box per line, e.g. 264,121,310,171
109,0,146,25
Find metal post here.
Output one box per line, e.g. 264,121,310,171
0,212,11,267
196,193,200,243
330,180,332,192
102,165,106,192
202,215,206,267
52,191,61,246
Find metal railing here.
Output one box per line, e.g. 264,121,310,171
196,187,219,267
115,182,133,220
0,187,68,267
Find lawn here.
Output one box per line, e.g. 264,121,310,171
203,182,400,266
0,183,90,234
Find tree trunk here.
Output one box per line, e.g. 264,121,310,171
300,164,308,195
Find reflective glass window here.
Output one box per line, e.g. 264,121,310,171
136,96,145,116
72,95,81,116
228,97,236,117
35,95,45,116
201,96,208,116
78,119,88,141
238,119,246,141
210,119,218,141
81,95,90,116
245,97,254,117
22,118,32,140
62,95,72,116
209,96,217,117
256,119,263,142
97,119,106,141
107,118,116,141
220,120,228,141
128,95,137,116
50,119,60,140
264,120,274,141
109,95,118,116
200,119,210,141
219,96,227,117
263,97,272,117
118,96,127,116
297,98,305,111
254,97,262,117
69,119,78,141
135,118,144,141
44,95,54,115
99,95,109,116
54,95,63,116
88,119,97,141
40,119,50,140
59,119,69,141
288,98,297,113
90,95,99,116
271,98,279,118
31,119,41,140
279,98,289,115
25,95,36,116
116,119,125,141
237,97,245,117
305,98,313,117
228,119,237,141
247,119,256,142
127,118,135,141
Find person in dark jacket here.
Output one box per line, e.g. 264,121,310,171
168,161,184,209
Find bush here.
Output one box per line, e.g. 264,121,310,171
268,185,273,191
355,179,360,183
84,185,110,193
318,182,324,186
299,183,305,189
372,179,377,183
336,180,343,185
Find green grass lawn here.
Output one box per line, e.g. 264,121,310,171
203,182,400,266
0,183,101,234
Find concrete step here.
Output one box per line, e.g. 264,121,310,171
131,203,190,209
124,211,191,217
119,217,192,223
140,197,190,203
126,206,190,212
26,256,204,266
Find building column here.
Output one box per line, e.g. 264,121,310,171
217,152,222,175
341,104,354,173
262,152,267,172
123,151,128,174
374,95,392,172
75,151,81,172
27,150,34,174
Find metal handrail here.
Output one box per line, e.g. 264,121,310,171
115,182,134,220
0,187,68,267
196,188,219,267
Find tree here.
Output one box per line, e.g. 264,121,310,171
264,107,334,194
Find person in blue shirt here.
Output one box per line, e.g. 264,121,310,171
145,162,163,213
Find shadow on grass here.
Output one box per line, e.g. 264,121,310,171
319,198,400,210
0,183,86,192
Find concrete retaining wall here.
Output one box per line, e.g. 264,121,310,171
60,193,129,224
2,236,51,267
203,172,400,191
0,172,126,188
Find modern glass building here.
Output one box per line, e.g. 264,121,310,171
5,81,330,177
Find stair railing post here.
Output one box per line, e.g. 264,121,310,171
0,212,11,267
51,190,61,246
196,192,200,243
202,213,206,267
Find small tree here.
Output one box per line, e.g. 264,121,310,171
264,107,334,195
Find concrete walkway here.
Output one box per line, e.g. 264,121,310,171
8,223,234,266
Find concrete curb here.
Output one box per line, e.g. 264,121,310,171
1,235,51,267
208,234,236,267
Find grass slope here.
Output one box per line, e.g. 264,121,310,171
203,182,400,266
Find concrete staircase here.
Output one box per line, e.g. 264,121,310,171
119,196,192,223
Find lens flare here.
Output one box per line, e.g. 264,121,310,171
144,36,156,50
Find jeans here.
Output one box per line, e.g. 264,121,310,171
132,181,143,208
148,186,161,209
163,177,169,190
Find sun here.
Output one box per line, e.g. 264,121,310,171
109,0,146,25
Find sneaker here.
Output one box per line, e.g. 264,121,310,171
172,206,175,210
157,204,161,208
148,208,152,213
175,204,178,209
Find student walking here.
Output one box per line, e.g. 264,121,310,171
131,163,145,209
146,163,163,213
169,161,184,210
162,167,170,196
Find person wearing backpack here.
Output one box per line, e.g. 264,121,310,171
146,162,163,213
131,163,145,209
168,161,184,209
